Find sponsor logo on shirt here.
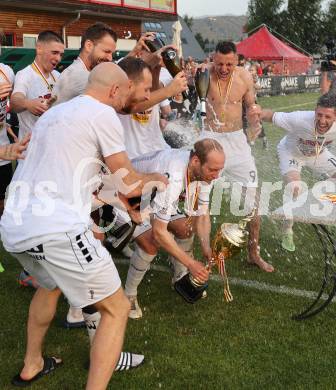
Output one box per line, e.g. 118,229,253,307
132,109,152,125
297,137,332,156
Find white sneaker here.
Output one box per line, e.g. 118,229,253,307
127,295,143,319
115,351,144,371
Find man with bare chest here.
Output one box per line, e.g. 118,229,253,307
199,41,274,272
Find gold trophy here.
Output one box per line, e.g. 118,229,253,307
174,211,255,304
211,212,254,302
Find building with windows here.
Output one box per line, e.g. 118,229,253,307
142,15,205,61
0,0,177,70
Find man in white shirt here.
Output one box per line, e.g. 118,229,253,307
52,22,117,105
123,139,225,318
117,56,185,159
10,31,64,139
0,63,168,389
0,60,15,216
260,93,336,251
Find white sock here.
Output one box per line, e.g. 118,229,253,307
169,236,194,281
67,306,84,323
124,244,155,297
82,310,101,345
283,220,294,234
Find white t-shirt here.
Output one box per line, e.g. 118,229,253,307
160,67,173,87
52,57,89,105
131,149,212,222
0,95,125,252
0,63,15,166
118,104,170,159
273,111,336,157
13,64,60,138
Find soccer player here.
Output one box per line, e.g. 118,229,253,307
10,31,64,139
123,139,224,318
0,63,168,388
200,41,274,272
258,93,336,251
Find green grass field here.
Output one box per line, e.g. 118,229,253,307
2,91,336,390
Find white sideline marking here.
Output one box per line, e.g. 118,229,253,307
275,101,316,111
115,258,334,302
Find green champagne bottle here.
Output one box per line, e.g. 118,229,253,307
161,48,189,102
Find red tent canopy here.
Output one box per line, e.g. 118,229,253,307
236,26,312,75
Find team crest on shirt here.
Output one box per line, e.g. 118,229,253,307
132,109,152,125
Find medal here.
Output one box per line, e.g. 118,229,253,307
31,62,56,92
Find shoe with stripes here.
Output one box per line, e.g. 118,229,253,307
115,351,144,371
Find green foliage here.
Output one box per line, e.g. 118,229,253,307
195,32,206,50
183,14,194,30
247,0,285,32
247,0,324,54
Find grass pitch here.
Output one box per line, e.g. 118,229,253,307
1,92,336,390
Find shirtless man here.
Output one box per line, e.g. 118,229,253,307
199,41,274,272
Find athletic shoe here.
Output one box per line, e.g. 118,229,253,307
115,351,144,371
18,270,39,289
63,307,86,329
281,232,295,252
127,295,143,319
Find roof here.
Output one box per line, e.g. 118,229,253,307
236,26,310,61
1,0,177,21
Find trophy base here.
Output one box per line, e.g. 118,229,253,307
174,273,208,304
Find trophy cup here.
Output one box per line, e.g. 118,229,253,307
174,211,255,304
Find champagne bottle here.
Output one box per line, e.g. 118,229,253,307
145,36,165,53
195,68,210,117
161,48,189,102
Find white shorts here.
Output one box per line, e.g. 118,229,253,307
277,140,336,177
199,130,258,187
11,230,121,308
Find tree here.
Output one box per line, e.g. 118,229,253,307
246,0,285,33
279,0,324,54
183,14,194,30
323,0,336,46
195,32,206,50
247,0,324,54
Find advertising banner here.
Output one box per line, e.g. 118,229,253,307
257,75,321,96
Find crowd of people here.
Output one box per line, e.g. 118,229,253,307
1,22,336,389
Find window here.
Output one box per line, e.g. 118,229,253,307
158,32,166,39
144,22,151,29
150,22,157,29
2,33,15,46
23,34,38,48
67,36,81,49
155,23,162,29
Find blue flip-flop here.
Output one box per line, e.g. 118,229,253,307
11,356,62,387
